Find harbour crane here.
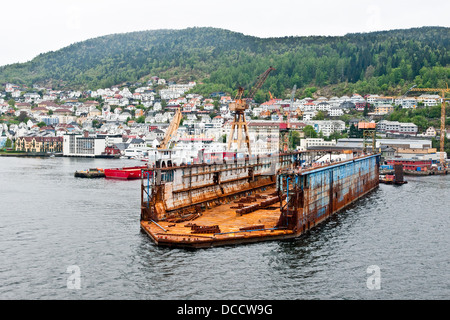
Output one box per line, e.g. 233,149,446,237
158,107,183,150
228,66,275,155
287,84,297,130
279,85,296,152
408,84,450,168
269,91,275,100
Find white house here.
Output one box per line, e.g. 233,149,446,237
424,126,437,137
328,107,344,117
376,120,418,135
366,95,380,104
302,111,317,122
316,102,331,112
297,138,337,151
305,120,345,137
153,102,162,111
118,111,132,122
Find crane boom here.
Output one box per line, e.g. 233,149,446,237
247,67,276,101
158,107,182,150
280,85,297,152
287,84,296,128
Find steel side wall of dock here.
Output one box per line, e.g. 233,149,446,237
292,155,379,230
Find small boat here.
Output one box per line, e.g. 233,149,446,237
379,174,407,185
74,168,105,178
104,165,148,180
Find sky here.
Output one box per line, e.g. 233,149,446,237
1,0,449,67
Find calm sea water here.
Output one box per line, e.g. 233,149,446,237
0,156,449,300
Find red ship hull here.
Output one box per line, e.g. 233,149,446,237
104,166,147,180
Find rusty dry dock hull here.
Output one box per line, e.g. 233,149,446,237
140,153,380,248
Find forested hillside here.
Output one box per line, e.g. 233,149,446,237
0,27,448,101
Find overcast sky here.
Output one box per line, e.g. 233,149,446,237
1,0,448,67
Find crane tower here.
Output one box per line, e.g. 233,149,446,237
227,67,275,155
409,85,449,168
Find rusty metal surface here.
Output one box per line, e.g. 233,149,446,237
277,154,380,232
141,152,297,222
140,153,380,248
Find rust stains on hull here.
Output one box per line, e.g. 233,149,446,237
140,153,381,248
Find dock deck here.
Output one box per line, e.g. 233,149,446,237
140,186,296,248
140,153,381,249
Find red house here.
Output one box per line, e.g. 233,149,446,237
105,145,121,155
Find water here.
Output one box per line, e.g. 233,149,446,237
1,156,449,300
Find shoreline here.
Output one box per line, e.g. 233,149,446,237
0,152,118,158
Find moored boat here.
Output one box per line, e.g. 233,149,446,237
74,168,105,178
379,174,408,185
104,165,148,180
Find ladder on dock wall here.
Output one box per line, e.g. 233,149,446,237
276,174,305,231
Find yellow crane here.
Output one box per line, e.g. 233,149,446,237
408,85,450,168
228,66,275,155
158,107,183,150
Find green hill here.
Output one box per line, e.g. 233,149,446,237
0,26,448,100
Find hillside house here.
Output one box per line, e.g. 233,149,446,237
305,120,345,137
374,104,394,115
328,107,344,117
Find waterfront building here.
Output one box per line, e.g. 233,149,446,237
62,132,106,157
15,136,63,153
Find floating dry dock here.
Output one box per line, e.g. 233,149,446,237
140,152,380,248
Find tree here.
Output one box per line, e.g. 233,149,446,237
303,87,317,98
313,110,325,120
92,119,101,128
303,125,318,138
349,124,362,138
289,130,301,149
411,115,428,132
363,105,369,117
326,131,347,141
17,111,29,123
